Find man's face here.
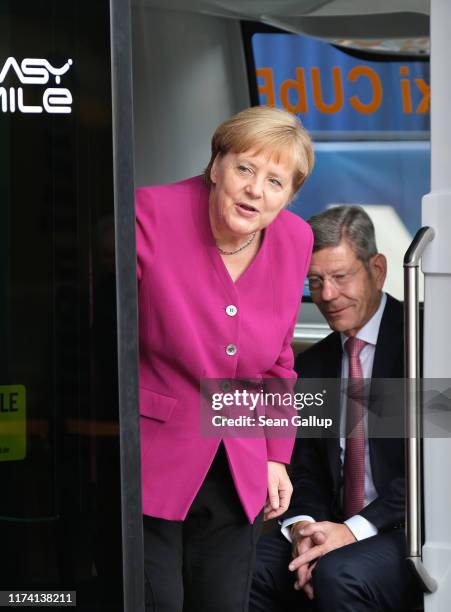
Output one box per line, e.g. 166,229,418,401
308,240,387,337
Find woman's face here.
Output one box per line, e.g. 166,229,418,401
209,148,296,240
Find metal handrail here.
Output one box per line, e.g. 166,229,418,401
403,226,437,593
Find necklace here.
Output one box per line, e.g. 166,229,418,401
216,232,256,255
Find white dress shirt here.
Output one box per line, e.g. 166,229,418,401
281,293,387,542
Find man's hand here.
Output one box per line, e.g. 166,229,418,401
264,461,293,520
289,521,356,573
289,521,326,599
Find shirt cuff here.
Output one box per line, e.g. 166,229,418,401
344,514,378,541
280,515,315,542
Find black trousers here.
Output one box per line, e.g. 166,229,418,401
143,444,263,612
250,528,422,612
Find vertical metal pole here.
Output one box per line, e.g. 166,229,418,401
404,227,436,592
110,1,144,610
404,265,421,558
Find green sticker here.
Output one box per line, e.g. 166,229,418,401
0,385,26,461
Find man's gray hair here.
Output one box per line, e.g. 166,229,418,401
308,205,378,262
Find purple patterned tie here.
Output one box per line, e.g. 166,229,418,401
343,337,367,520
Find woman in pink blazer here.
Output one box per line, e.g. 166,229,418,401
136,106,314,612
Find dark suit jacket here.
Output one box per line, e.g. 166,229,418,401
287,293,405,531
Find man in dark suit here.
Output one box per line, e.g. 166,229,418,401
250,206,421,611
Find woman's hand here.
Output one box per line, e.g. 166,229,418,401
264,461,293,520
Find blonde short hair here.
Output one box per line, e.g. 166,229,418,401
204,106,314,195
